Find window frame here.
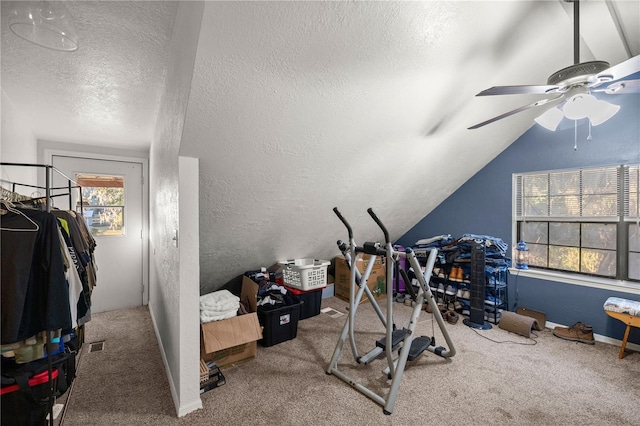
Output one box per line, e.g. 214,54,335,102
512,164,640,291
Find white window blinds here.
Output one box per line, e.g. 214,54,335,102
515,166,620,221
626,165,640,221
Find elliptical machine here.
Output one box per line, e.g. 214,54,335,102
326,207,456,415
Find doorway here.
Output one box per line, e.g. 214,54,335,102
52,155,145,313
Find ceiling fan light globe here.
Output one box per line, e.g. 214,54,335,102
9,1,79,52
535,106,564,131
589,101,620,126
562,94,597,120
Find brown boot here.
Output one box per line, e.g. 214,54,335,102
552,322,595,345
444,311,459,325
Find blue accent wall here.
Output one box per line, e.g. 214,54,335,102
397,89,640,344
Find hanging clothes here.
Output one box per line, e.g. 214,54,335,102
1,207,72,345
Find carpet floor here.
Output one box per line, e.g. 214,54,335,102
59,298,640,425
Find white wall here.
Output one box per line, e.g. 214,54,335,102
178,1,561,294
1,89,38,185
148,0,204,417
177,156,200,414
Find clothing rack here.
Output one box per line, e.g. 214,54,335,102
0,162,84,426
0,162,83,213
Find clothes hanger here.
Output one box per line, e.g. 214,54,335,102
0,200,40,232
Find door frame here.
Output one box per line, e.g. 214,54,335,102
43,147,150,305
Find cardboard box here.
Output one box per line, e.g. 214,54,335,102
334,255,386,303
200,278,263,369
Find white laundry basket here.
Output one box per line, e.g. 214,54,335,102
278,259,330,291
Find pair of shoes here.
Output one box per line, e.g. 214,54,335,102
445,284,456,296
484,310,502,323
437,283,445,294
454,300,463,311
444,311,459,325
485,294,502,306
449,267,464,282
552,322,595,345
395,293,408,303
458,288,471,299
404,297,417,307
429,279,438,293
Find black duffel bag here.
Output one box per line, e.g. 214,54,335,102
1,352,70,426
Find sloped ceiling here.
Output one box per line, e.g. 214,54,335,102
177,1,639,291
1,1,638,291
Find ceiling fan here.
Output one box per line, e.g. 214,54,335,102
468,0,640,131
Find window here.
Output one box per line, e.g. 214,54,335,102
75,174,125,236
514,164,640,283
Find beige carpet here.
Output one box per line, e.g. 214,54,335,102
60,298,640,425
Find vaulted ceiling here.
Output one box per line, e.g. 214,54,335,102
2,1,638,290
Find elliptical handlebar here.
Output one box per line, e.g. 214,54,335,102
367,208,389,244
333,207,353,239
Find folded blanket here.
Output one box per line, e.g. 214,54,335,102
201,309,238,324
200,290,240,323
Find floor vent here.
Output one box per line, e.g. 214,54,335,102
320,307,344,318
88,341,105,353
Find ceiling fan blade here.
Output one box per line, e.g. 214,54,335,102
590,55,640,88
468,95,564,130
475,85,560,96
592,79,640,95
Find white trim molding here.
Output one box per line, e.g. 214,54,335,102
509,268,640,296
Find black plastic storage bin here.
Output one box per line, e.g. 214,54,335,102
285,286,322,320
257,299,301,347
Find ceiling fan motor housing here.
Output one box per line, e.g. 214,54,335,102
547,60,611,87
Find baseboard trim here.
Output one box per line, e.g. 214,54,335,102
177,399,203,417
148,304,181,417
546,321,640,353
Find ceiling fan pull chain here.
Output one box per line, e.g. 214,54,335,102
574,120,578,151
587,120,593,141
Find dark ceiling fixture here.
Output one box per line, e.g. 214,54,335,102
468,0,639,132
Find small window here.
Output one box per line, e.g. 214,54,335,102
76,174,125,236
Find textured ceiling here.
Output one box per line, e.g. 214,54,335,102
1,1,178,149
1,1,637,151
1,1,638,291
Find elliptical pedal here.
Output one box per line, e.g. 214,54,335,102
376,329,409,350
405,336,432,361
